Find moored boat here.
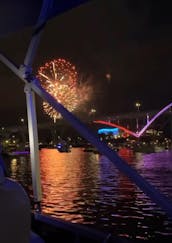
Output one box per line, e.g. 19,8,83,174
56,140,71,153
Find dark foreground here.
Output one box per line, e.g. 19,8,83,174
31,212,172,243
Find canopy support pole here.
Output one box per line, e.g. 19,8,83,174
19,0,53,206
24,84,42,207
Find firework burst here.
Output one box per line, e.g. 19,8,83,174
37,58,91,121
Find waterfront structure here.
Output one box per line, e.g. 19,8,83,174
94,103,172,138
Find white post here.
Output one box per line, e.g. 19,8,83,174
21,0,53,209
146,113,150,124
24,84,42,204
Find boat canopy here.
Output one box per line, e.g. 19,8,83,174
0,0,88,37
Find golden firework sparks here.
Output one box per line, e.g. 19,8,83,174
37,58,91,122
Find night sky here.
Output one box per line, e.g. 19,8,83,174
1,0,172,126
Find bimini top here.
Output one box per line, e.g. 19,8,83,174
0,0,88,37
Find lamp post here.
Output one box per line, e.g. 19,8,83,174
20,117,26,150
135,102,141,132
90,108,96,116
89,108,96,121
20,118,24,124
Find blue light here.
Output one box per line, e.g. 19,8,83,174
98,127,119,135
57,143,62,148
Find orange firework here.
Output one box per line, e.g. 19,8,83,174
37,58,91,122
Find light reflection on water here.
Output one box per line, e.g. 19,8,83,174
4,147,172,241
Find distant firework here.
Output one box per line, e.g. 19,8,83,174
37,58,91,121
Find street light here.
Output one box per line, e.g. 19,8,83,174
135,102,141,111
90,108,96,115
135,102,141,132
20,118,26,149
20,118,24,123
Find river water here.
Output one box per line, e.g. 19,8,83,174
4,147,172,241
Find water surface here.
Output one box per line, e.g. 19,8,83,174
5,147,172,241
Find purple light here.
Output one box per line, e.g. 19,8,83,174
137,102,172,137
10,151,30,155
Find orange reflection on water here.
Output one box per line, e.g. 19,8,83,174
40,148,100,222
10,158,17,179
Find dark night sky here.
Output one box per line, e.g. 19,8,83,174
1,0,172,126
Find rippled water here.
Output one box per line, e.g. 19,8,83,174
4,147,172,241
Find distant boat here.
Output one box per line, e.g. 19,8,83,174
56,140,71,153
82,143,98,153
83,142,119,154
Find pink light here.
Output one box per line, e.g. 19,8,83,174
137,102,172,137
94,102,172,138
